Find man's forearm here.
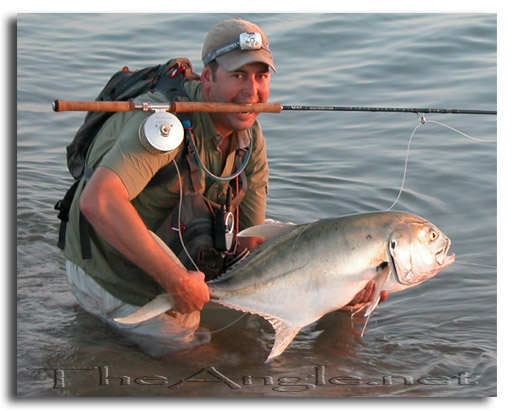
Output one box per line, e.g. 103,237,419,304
79,166,210,312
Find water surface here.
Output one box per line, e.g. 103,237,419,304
17,13,497,397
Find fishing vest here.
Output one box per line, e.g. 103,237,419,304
55,58,248,281
153,139,248,280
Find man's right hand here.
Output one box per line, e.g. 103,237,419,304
166,270,210,313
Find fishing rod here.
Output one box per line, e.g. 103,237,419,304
52,100,497,115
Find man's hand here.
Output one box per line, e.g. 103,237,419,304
340,280,389,311
166,270,210,314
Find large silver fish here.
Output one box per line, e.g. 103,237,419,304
115,211,455,361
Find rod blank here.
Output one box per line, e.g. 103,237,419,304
281,105,497,115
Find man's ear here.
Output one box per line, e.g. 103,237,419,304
200,66,213,91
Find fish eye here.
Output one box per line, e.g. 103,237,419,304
430,230,438,241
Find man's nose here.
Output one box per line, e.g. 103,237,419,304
242,77,259,97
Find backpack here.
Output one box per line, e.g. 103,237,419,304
66,57,197,179
55,58,198,253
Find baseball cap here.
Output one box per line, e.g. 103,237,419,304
202,18,276,73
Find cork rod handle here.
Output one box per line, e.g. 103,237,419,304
52,100,283,113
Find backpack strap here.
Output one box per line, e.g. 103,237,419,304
55,179,80,251
55,169,95,258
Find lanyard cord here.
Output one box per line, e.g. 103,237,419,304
182,120,253,182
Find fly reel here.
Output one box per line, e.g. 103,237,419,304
139,111,184,154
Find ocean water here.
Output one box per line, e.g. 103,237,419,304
16,13,497,397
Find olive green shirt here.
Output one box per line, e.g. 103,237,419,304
63,80,269,306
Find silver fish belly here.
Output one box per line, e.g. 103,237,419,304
115,211,456,362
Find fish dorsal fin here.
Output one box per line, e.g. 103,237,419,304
361,262,391,336
263,316,302,362
238,222,297,243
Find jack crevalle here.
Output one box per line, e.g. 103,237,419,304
115,211,455,362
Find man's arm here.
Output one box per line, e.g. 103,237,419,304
79,166,210,313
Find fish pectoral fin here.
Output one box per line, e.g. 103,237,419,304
114,293,173,324
264,316,302,362
364,262,390,317
361,262,391,336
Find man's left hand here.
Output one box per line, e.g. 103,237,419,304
340,280,389,311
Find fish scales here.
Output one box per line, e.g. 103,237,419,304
209,216,390,321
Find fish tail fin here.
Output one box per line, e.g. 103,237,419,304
114,293,201,332
114,293,173,324
264,317,301,362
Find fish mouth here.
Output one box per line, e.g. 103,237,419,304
435,239,456,267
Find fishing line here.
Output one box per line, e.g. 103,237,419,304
425,119,497,143
172,158,200,272
385,121,423,211
195,312,250,336
385,115,497,211
167,159,250,335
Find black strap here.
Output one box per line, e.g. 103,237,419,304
54,179,80,250
54,176,92,259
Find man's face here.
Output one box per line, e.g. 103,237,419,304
201,62,271,137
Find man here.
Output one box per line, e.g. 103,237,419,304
61,18,273,352
62,18,385,354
